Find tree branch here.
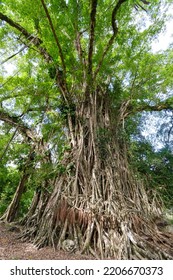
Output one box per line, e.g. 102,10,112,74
0,45,27,65
111,0,127,34
0,11,69,102
0,110,36,141
40,0,69,102
126,100,173,117
88,0,98,77
0,126,18,161
0,12,52,63
94,0,127,79
40,0,66,74
75,30,87,67
136,103,173,113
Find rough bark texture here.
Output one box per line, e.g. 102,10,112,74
20,90,173,259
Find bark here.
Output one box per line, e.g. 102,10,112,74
88,0,98,76
20,89,173,259
94,0,127,78
40,0,66,73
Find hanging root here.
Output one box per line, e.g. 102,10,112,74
20,193,173,259
20,91,173,259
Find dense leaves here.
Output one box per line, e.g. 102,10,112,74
130,138,173,208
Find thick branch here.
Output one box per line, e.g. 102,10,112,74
126,100,173,117
0,12,52,63
94,0,127,79
117,99,173,122
40,0,69,100
140,0,150,4
72,1,87,70
0,12,42,44
88,0,98,77
0,111,36,141
0,11,68,102
135,102,173,113
111,0,127,34
40,0,66,74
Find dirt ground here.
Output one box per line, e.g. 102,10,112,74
0,222,95,260
1,221,173,260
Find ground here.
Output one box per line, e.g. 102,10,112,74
1,221,173,260
0,222,95,260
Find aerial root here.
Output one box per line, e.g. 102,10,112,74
19,197,173,259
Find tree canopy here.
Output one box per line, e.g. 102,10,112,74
1,1,173,119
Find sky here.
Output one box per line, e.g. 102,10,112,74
2,3,173,73
152,4,173,52
145,20,173,148
136,4,173,150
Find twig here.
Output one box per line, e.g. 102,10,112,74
0,45,27,65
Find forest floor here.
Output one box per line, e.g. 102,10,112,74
1,220,173,260
0,222,95,260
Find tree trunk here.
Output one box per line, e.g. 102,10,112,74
1,149,36,222
1,171,30,222
21,89,173,259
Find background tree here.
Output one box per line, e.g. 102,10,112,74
0,0,173,259
127,117,173,209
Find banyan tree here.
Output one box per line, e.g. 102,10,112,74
0,0,173,259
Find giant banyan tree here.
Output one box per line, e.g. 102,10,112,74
0,0,173,259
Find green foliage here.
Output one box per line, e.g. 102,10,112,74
129,137,173,208
18,187,34,217
97,127,112,160
0,166,20,214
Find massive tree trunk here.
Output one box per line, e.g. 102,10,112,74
21,89,173,259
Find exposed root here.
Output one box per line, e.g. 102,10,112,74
19,91,173,259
